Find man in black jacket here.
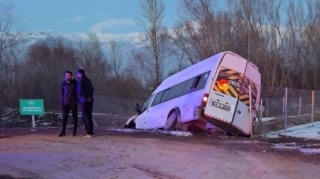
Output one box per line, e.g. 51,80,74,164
76,69,95,138
59,71,78,137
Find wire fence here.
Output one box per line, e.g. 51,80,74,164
0,96,142,128
93,96,140,117
255,87,320,135
1,88,319,136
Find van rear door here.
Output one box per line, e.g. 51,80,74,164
232,62,260,134
204,53,247,124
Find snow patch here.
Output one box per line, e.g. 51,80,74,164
1,117,10,121
272,142,320,154
106,128,193,136
160,131,193,137
276,122,320,140
262,117,275,121
265,132,280,138
272,142,301,150
107,128,137,133
265,121,320,140
299,148,320,154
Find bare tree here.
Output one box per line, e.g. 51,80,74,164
0,2,23,106
302,0,320,90
79,33,111,96
127,49,147,81
228,0,296,96
22,39,79,109
126,49,153,96
137,0,170,87
108,39,124,78
172,0,234,64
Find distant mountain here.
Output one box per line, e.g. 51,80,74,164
14,31,144,56
10,31,183,75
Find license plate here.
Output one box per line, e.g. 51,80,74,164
212,101,231,111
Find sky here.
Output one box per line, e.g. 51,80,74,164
9,0,179,34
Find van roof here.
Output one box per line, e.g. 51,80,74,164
153,52,225,93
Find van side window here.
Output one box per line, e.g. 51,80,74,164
140,94,155,113
151,71,210,107
160,88,171,102
194,71,210,90
151,91,164,106
167,82,184,99
181,78,195,95
191,76,201,89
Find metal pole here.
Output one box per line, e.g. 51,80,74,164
266,98,268,117
311,90,314,127
283,97,285,117
299,97,301,116
260,99,263,118
93,117,98,127
31,115,36,131
249,85,253,138
284,87,288,131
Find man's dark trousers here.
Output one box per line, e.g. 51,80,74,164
80,101,94,135
62,104,78,134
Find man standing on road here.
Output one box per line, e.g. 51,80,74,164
59,71,78,137
76,69,95,138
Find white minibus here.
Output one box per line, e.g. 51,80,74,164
125,51,261,136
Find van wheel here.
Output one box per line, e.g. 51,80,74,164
124,121,135,128
164,111,178,131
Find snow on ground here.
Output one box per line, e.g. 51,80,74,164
267,121,320,154
109,121,320,154
108,121,320,140
106,128,193,137
262,117,275,121
272,142,320,154
267,121,320,140
109,121,320,140
300,148,320,154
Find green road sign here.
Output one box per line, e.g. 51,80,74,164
20,99,45,115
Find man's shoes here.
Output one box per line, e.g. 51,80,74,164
72,133,76,136
83,134,93,138
58,132,66,137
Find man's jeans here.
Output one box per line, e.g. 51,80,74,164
80,101,94,135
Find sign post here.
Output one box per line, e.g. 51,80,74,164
311,90,314,127
249,85,252,138
19,99,45,131
284,88,288,131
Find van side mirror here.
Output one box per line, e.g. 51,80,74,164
135,103,141,114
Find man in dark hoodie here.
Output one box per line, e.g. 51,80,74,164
59,71,78,137
76,69,95,138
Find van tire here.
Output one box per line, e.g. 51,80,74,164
164,111,178,131
124,121,135,128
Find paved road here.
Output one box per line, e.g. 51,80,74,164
0,128,320,179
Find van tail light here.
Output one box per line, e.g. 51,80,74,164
201,93,209,107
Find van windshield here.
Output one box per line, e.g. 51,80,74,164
141,94,155,113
